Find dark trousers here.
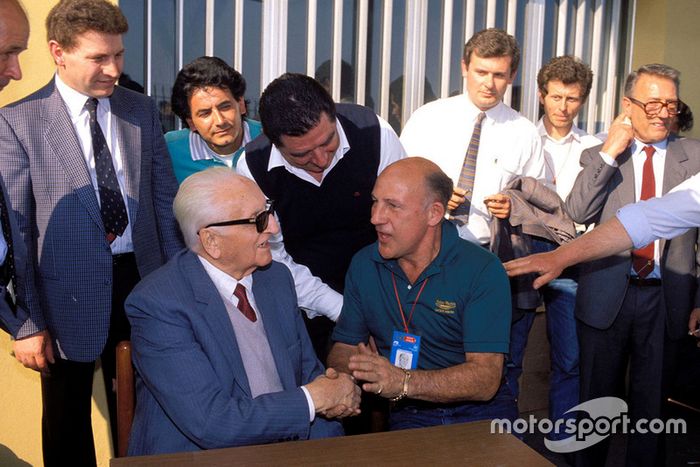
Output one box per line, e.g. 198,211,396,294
41,253,140,467
575,283,666,467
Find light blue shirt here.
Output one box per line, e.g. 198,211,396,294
0,211,7,266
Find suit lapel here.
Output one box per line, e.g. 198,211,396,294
184,252,253,397
616,148,636,208
110,87,142,221
42,82,104,231
252,270,297,389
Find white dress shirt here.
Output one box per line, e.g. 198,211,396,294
55,74,133,254
198,256,316,421
237,115,406,320
617,172,700,248
401,94,546,245
601,139,667,278
537,118,601,199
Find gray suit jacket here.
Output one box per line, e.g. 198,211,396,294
565,137,700,339
0,80,184,360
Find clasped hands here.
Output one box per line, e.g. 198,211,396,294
347,343,406,399
307,367,361,419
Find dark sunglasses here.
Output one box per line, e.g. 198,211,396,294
201,200,275,234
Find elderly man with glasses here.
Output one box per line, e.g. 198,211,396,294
563,63,700,467
124,167,360,455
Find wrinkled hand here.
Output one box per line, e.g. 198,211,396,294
447,187,467,212
307,368,361,419
601,113,634,159
484,193,511,219
13,329,54,374
504,251,564,289
348,343,405,399
688,308,700,347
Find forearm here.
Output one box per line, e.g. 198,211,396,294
406,356,503,403
327,342,357,374
555,217,633,268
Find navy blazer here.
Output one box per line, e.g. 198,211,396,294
565,137,700,339
125,251,343,455
0,81,184,358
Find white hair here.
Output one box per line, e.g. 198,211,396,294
173,167,249,251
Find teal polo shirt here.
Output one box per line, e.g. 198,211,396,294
333,221,511,370
165,119,262,184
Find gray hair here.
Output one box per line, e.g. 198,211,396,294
173,167,243,251
624,63,680,97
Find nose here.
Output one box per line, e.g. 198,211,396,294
483,73,494,89
265,214,280,235
103,58,122,78
558,99,567,112
4,55,22,81
657,104,671,119
309,148,331,169
212,108,226,125
370,203,384,226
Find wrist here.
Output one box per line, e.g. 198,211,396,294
390,369,411,402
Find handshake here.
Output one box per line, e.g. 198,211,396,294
305,368,362,419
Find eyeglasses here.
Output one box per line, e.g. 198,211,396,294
627,97,680,117
201,200,275,234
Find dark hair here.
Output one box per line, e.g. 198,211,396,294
171,56,247,126
463,28,520,75
537,55,594,101
258,73,336,147
624,63,680,97
425,169,454,209
46,0,128,51
675,101,694,133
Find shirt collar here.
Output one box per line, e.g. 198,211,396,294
197,255,253,301
54,73,111,120
189,120,252,162
267,119,350,174
631,138,668,158
462,93,508,123
536,118,584,144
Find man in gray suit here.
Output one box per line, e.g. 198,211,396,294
565,64,700,466
0,0,29,332
0,1,183,465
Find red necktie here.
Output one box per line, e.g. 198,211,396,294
234,284,257,322
631,146,656,278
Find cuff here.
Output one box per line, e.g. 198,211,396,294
599,151,619,167
616,204,651,249
300,386,315,422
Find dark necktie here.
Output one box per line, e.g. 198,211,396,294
631,145,656,278
452,112,486,224
85,98,128,244
0,190,15,290
234,284,257,322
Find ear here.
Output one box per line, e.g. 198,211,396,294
237,97,247,116
622,97,632,117
186,118,197,132
199,229,221,259
427,201,446,227
507,69,517,85
48,40,65,67
461,59,468,78
538,90,545,106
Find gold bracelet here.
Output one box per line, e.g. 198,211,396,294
390,369,411,402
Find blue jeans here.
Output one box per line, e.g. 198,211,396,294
505,239,579,440
389,381,518,430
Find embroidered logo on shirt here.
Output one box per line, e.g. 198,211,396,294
434,299,456,314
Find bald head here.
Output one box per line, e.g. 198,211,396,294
173,168,262,250
380,157,453,209
0,0,29,92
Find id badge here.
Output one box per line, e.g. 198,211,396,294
390,330,420,370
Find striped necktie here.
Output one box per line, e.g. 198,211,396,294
452,111,486,224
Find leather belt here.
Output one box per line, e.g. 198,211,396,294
628,276,662,287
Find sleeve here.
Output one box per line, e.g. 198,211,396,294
519,128,546,182
616,175,700,248
330,257,371,345
462,257,512,354
148,99,185,259
0,114,46,338
377,115,407,175
564,146,619,225
126,282,313,448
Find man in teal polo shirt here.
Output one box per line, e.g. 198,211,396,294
328,157,515,429
166,56,262,183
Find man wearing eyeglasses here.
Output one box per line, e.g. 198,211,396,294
564,63,700,467
125,168,360,455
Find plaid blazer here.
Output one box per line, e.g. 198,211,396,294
0,80,183,361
